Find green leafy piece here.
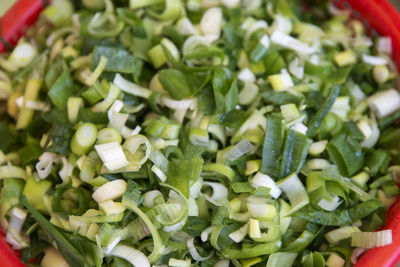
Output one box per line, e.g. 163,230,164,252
280,129,312,178
52,184,89,216
328,66,353,85
18,138,42,165
41,109,69,125
379,109,400,130
46,124,74,155
319,167,371,201
45,59,67,90
166,157,203,198
124,180,144,205
77,109,109,124
302,252,325,267
344,122,365,141
326,133,364,177
293,199,382,226
21,196,90,267
262,90,303,106
116,8,147,38
370,175,392,189
48,71,76,110
0,121,18,152
263,50,287,75
222,242,281,259
307,86,340,137
92,46,143,77
158,69,193,99
212,67,239,113
261,113,284,179
365,149,391,177
282,229,320,253
219,110,248,128
198,86,216,115
212,223,239,250
231,182,256,193
212,207,228,226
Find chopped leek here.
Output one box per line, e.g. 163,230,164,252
351,230,392,248
1,0,399,266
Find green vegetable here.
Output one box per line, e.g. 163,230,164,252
0,0,399,265
91,46,143,77
293,199,383,226
48,71,76,110
261,113,284,179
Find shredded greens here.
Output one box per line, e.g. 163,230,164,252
0,0,399,266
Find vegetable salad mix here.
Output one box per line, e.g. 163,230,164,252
0,0,399,266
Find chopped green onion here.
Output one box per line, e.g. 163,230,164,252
95,142,128,171
71,123,98,156
266,252,297,267
368,89,400,118
277,173,309,214
107,244,150,267
325,226,361,245
67,97,83,123
250,172,282,199
92,180,127,203
114,74,151,99
351,230,392,248
326,253,345,267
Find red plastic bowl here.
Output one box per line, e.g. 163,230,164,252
1,0,400,266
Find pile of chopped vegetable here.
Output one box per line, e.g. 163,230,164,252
0,0,400,266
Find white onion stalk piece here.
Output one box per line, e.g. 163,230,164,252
237,68,256,83
251,172,282,199
368,89,400,118
271,14,292,34
35,152,59,179
362,54,388,66
289,57,304,79
214,260,230,267
291,122,308,135
358,118,380,148
107,244,150,267
41,247,70,267
164,217,187,232
271,30,316,55
351,230,392,248
187,238,213,261
190,177,203,198
245,20,268,40
114,74,151,99
143,190,163,208
247,203,277,219
317,196,342,211
201,225,216,242
202,181,228,206
223,139,254,162
151,165,167,182
95,142,129,171
175,17,199,35
200,7,222,39
229,222,249,243
92,179,127,203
